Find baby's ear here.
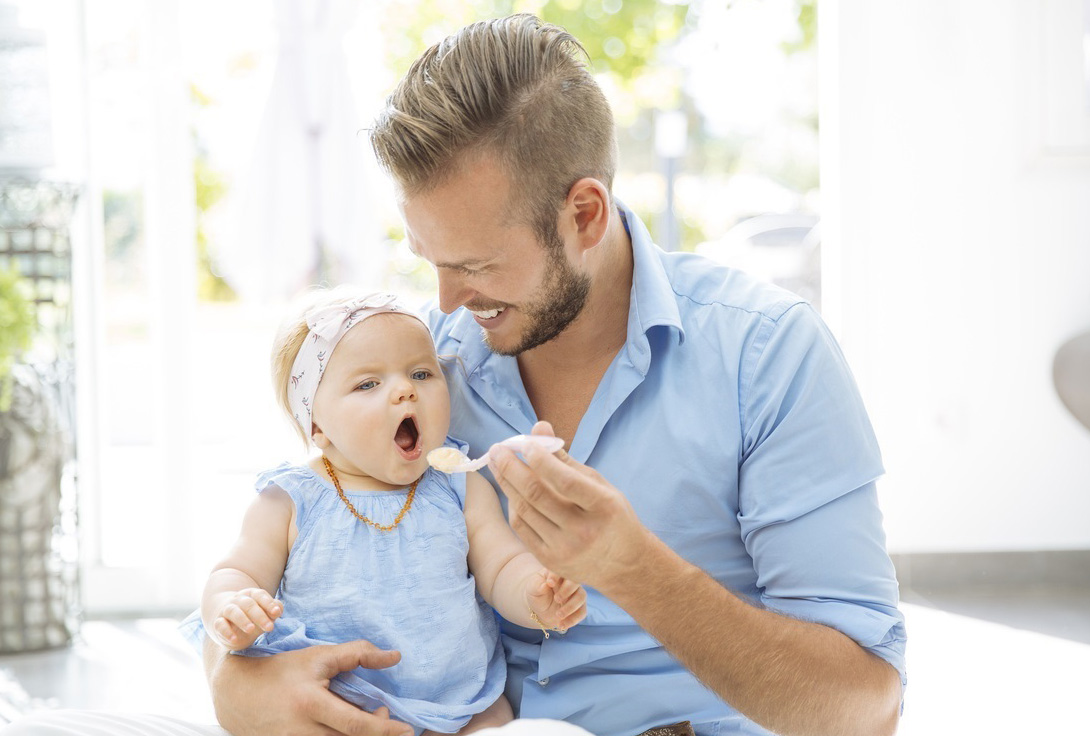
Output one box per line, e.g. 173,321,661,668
311,423,330,450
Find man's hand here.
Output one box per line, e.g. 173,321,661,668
488,421,655,592
205,638,414,736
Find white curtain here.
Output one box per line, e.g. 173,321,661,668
220,0,380,303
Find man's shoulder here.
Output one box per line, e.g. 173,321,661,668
660,250,806,325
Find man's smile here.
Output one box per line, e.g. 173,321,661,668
470,306,506,320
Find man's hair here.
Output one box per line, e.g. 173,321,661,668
369,13,617,239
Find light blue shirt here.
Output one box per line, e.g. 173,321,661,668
427,203,907,736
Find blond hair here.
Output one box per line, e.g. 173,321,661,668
369,13,617,240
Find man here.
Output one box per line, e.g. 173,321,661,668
7,14,904,736
370,13,903,736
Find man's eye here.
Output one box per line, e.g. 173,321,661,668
356,380,377,390
411,370,431,380
443,265,478,277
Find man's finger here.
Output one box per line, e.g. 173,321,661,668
520,442,605,509
491,445,574,521
492,449,567,534
529,420,580,462
529,420,556,438
313,641,401,680
527,440,602,479
507,495,551,553
311,693,413,736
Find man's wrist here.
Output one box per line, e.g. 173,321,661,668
594,525,674,601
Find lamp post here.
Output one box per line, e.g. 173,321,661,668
655,109,687,252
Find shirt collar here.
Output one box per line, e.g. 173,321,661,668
443,198,685,375
618,198,685,348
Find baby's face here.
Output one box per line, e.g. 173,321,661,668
311,313,450,488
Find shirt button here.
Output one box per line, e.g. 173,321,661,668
538,677,550,687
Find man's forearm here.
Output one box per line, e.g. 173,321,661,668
202,636,228,690
599,531,901,736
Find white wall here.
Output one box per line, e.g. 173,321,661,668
823,0,1090,553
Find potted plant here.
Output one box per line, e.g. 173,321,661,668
0,264,35,412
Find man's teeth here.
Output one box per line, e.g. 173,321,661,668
471,307,506,320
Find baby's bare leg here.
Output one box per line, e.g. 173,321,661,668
421,695,513,736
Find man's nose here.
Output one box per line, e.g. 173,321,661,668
437,272,474,314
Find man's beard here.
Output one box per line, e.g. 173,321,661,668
484,228,591,357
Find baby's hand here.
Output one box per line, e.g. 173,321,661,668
212,587,283,650
527,570,587,633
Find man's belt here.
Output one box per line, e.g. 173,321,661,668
635,722,696,736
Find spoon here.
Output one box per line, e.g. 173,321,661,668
427,434,565,473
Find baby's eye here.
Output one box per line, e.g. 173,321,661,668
411,370,432,380
356,380,378,390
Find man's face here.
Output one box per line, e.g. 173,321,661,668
399,157,589,356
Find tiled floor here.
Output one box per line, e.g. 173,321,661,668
1,589,1088,733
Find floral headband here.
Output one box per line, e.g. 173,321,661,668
287,292,428,439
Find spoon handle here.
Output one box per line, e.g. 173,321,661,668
498,434,565,455
448,435,564,473
459,455,491,472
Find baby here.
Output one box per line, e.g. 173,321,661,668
186,288,585,735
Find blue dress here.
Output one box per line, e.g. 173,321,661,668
182,441,506,735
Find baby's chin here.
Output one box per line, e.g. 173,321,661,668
383,459,431,488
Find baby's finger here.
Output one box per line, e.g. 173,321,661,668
527,574,551,598
236,596,277,632
221,602,258,634
250,589,283,620
213,616,244,646
526,590,552,615
561,585,587,610
555,578,582,600
559,601,587,629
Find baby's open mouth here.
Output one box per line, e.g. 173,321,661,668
395,416,421,457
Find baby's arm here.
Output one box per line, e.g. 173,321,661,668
464,472,586,632
201,486,295,650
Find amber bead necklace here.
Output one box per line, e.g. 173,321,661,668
322,456,417,531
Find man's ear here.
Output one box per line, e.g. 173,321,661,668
564,178,610,254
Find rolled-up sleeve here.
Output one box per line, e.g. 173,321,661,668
744,482,907,689
736,303,906,690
